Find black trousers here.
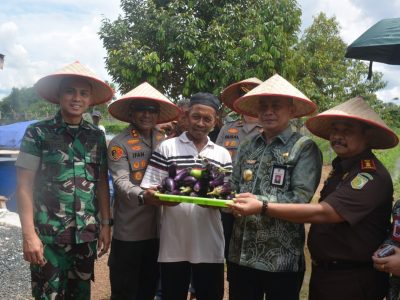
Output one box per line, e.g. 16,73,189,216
229,262,304,300
309,264,389,300
108,238,159,300
221,211,235,281
160,261,224,300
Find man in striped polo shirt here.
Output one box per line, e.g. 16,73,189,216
141,92,232,300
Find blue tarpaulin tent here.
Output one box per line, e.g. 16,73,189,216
0,120,38,149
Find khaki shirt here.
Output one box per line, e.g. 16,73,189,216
216,120,263,162
108,124,165,241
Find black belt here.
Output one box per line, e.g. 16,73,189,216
312,259,373,270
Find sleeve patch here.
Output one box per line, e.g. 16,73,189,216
350,173,371,190
109,146,124,161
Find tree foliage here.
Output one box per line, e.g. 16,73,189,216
99,0,302,99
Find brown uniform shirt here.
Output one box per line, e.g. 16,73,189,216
308,149,393,262
215,120,262,162
108,124,165,241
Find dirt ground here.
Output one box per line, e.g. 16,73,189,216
91,165,332,300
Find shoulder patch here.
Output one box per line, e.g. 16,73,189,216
109,146,124,161
360,159,376,172
350,173,370,190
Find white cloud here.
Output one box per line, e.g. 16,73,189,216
0,0,122,99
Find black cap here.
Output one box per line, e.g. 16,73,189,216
189,92,220,113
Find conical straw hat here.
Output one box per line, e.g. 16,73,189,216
306,96,399,149
220,77,263,111
35,61,114,106
108,82,180,124
233,74,317,118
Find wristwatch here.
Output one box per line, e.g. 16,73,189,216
101,218,114,226
138,191,145,206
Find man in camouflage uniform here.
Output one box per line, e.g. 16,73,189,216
107,82,179,300
15,61,114,299
226,74,322,300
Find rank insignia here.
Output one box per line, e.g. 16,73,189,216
128,139,140,145
131,129,139,138
350,173,371,190
245,160,257,164
109,146,124,161
131,145,142,151
282,152,289,159
360,159,376,171
228,128,239,134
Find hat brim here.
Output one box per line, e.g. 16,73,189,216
221,78,263,111
35,73,114,106
233,93,317,118
108,96,181,124
305,114,399,149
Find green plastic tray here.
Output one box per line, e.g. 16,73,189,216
155,192,233,208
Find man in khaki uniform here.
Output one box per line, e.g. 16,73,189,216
107,82,179,300
216,78,263,282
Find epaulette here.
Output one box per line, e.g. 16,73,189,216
360,159,376,172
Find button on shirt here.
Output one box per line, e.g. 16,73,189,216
229,127,322,272
16,111,107,244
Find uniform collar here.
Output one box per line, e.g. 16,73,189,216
332,149,374,172
53,110,91,131
257,126,293,145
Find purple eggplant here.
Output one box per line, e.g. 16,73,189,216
174,168,191,182
193,181,202,193
168,162,177,178
209,173,224,187
225,193,235,200
166,189,181,195
164,177,176,192
183,176,197,186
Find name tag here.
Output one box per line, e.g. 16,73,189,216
271,165,286,187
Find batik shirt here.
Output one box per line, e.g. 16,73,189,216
16,111,107,244
229,126,322,272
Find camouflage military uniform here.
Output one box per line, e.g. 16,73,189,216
16,111,107,299
229,127,322,272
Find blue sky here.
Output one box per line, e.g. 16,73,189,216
0,0,399,102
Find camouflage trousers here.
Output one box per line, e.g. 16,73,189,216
30,241,97,300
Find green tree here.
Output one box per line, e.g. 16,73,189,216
293,13,387,112
99,0,302,99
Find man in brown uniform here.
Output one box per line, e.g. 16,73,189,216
230,96,399,300
107,82,179,300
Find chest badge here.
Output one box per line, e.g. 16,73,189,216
243,169,253,182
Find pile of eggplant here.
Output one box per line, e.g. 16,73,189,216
158,160,234,200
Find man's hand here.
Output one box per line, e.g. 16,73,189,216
22,233,46,266
373,245,400,276
143,188,180,206
97,225,111,257
227,192,262,216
